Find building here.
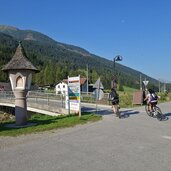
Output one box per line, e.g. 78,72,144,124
0,82,11,91
55,81,68,95
55,78,89,95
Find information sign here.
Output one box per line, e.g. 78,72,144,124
68,76,81,116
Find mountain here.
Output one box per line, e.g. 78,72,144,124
0,25,91,56
0,25,168,91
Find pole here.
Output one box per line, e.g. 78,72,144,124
79,75,81,117
111,59,116,89
164,82,166,92
140,73,142,90
96,77,100,114
68,76,70,115
113,59,116,76
145,77,147,90
87,64,88,94
112,55,123,89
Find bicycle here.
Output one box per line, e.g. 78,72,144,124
145,103,163,121
115,105,121,118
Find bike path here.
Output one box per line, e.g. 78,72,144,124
1,102,171,171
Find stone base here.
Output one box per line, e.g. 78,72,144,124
5,122,37,128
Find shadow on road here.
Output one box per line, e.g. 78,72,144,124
119,110,140,119
81,107,113,115
160,113,171,121
164,113,171,118
82,107,140,118
121,110,140,116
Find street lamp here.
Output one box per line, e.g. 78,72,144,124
111,55,123,89
113,55,123,74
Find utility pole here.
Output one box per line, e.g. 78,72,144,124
87,64,89,94
158,79,161,93
164,82,166,92
140,73,142,90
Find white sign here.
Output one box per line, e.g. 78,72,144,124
93,77,104,100
68,76,81,116
143,80,149,86
93,89,104,101
93,77,104,89
93,77,104,114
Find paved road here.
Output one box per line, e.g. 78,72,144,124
1,102,171,171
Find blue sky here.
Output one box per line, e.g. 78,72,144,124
0,0,171,82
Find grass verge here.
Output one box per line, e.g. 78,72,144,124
0,113,102,137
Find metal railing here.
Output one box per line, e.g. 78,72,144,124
0,91,66,113
0,91,110,114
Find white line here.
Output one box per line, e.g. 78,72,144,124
162,136,171,140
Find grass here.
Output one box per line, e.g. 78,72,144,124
0,113,102,137
122,86,138,93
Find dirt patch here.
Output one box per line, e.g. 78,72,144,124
0,112,15,121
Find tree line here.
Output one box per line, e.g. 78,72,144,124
0,33,168,91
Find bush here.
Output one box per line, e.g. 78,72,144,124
158,92,171,102
119,92,132,107
118,84,124,91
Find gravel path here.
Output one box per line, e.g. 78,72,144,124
1,102,171,171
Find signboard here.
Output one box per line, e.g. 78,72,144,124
68,76,81,116
132,90,143,105
143,80,149,86
93,89,104,101
93,77,104,100
93,77,104,114
93,77,104,89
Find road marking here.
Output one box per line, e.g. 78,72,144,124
162,136,171,140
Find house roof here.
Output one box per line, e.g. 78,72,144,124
2,41,39,73
62,78,87,85
80,78,87,85
56,81,67,85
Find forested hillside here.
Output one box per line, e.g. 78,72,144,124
0,25,167,90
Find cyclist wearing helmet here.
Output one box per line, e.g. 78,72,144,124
144,89,158,114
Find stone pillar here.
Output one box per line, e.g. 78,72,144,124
14,90,28,126
2,42,39,126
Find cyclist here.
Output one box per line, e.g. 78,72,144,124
144,89,158,115
109,88,120,117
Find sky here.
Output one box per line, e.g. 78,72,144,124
0,0,171,82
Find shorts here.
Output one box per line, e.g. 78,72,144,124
149,101,157,105
112,99,119,105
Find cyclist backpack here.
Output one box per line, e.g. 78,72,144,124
150,93,158,101
109,90,119,101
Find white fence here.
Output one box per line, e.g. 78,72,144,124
0,91,110,114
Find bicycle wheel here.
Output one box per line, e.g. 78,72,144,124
155,106,163,121
145,105,152,117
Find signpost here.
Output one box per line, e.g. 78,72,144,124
68,76,81,117
93,77,104,113
143,80,149,90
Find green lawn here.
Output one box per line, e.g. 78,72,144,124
122,86,138,93
0,113,102,137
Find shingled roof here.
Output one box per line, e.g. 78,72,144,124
2,42,39,72
63,77,87,85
